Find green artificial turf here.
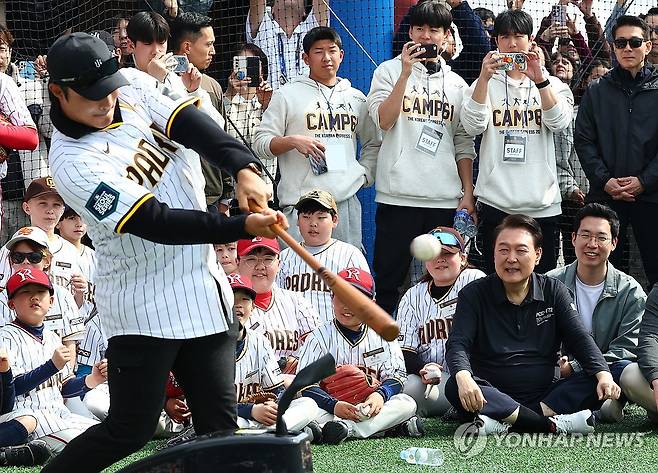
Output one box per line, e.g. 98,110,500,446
4,405,657,472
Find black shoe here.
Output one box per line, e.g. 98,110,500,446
0,440,52,466
303,421,323,444
322,421,350,445
160,425,197,450
386,416,425,438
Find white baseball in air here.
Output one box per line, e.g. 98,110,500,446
410,234,442,261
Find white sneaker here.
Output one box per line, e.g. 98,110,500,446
599,399,624,423
476,415,510,435
551,409,595,434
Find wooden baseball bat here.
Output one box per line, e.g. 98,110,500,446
249,202,400,342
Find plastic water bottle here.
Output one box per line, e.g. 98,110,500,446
400,447,444,466
453,209,477,239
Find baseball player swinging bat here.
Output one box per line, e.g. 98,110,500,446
249,202,399,342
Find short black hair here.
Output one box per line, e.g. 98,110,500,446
473,7,495,24
493,9,533,38
408,0,452,30
493,214,543,249
127,11,170,44
296,200,336,216
302,26,342,54
235,43,269,81
646,7,658,17
170,12,212,53
0,23,14,48
573,203,620,240
612,15,650,40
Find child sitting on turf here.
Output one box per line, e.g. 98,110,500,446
276,190,369,324
397,227,485,418
298,268,421,444
0,269,104,452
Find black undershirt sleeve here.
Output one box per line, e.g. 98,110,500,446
121,198,252,245
167,104,259,178
403,349,425,376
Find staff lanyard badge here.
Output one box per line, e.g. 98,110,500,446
415,123,444,158
503,131,527,164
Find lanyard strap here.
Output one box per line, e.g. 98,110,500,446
277,32,302,85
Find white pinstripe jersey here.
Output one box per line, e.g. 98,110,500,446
0,322,73,416
0,72,36,179
397,268,485,371
248,286,320,358
298,320,407,384
0,284,85,341
77,309,107,367
49,67,234,340
234,329,284,402
76,245,97,318
276,239,369,324
0,236,82,291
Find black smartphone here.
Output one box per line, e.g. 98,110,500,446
233,56,261,87
416,43,438,59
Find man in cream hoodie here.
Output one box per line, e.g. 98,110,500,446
253,27,380,248
366,1,476,315
461,9,573,274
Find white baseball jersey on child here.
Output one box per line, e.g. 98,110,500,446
397,268,485,371
0,284,85,340
248,286,320,358
48,67,235,340
77,309,107,367
298,320,407,384
235,329,284,402
0,235,81,291
277,239,369,323
0,322,98,438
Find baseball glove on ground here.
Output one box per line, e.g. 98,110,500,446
245,391,278,404
320,364,381,404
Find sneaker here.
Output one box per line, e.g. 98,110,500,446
0,440,52,466
475,415,510,435
551,409,595,434
161,425,196,449
400,416,425,438
441,406,461,422
322,420,350,445
303,421,323,444
599,399,624,423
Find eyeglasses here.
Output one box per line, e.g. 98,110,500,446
613,37,645,49
575,233,612,245
428,230,462,250
9,251,45,264
241,256,277,267
54,56,120,88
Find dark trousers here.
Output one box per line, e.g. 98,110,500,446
42,321,238,473
478,203,559,275
604,201,658,288
373,204,454,315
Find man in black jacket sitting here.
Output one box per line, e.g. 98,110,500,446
575,15,658,288
445,215,620,435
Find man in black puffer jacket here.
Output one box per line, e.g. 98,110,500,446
575,14,658,289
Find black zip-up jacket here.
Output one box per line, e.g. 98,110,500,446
574,63,658,203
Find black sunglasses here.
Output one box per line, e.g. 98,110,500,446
613,37,645,49
10,251,45,265
55,56,120,88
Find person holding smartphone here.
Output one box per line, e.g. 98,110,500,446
461,9,573,275
366,1,476,315
253,27,380,248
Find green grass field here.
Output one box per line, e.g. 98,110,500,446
4,405,658,472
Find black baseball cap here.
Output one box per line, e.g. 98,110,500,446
47,32,129,101
89,30,116,53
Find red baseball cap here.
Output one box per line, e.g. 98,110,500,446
227,273,256,299
6,268,54,299
337,268,375,299
237,237,280,257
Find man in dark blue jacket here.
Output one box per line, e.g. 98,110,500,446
575,15,658,288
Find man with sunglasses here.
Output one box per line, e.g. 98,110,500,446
547,203,646,423
41,32,282,472
575,15,658,290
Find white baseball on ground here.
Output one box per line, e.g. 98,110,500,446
410,234,442,261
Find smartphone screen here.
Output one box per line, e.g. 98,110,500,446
246,57,260,87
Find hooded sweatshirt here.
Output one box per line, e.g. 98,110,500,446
461,69,574,217
252,76,381,208
367,57,475,208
